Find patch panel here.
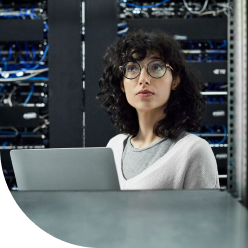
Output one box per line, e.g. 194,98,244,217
0,82,48,106
118,0,231,22
0,0,47,20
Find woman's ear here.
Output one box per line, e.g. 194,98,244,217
172,76,180,90
120,81,125,93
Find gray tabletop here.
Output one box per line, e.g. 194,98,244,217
12,190,248,248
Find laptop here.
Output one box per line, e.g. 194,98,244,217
10,147,120,191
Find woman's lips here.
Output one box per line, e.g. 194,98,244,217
137,92,154,98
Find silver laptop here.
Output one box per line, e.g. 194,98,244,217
10,147,120,191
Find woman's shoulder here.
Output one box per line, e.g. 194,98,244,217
181,133,210,146
173,133,218,176
180,133,214,159
106,134,129,147
173,132,212,155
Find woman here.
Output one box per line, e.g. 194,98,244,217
97,30,220,190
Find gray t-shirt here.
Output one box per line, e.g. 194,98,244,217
122,132,189,180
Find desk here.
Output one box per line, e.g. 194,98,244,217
12,190,248,248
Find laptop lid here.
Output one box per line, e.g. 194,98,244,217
10,147,120,191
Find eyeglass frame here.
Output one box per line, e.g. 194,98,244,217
119,60,174,80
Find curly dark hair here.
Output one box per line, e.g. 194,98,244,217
97,29,205,138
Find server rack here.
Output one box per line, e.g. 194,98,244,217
0,0,83,189
0,0,48,189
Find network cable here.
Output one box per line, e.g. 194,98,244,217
0,8,39,19
219,40,227,48
0,68,48,82
0,45,49,81
118,23,128,28
192,125,227,145
207,40,213,48
118,27,129,35
23,84,34,106
20,45,49,71
0,127,18,136
183,0,209,14
0,130,39,136
2,141,8,149
12,43,49,71
32,119,50,133
0,45,12,71
215,125,227,144
25,76,48,81
7,86,16,106
119,0,170,9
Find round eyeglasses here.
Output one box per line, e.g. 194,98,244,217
119,60,174,80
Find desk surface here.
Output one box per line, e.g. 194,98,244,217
12,190,248,248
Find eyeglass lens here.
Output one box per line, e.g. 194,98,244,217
123,60,167,79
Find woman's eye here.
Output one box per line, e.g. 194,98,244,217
153,65,162,71
127,65,138,72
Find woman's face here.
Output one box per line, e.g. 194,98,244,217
121,53,180,115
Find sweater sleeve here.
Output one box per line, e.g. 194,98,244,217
106,138,113,148
183,138,220,189
106,134,124,148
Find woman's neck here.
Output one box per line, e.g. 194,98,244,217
131,110,165,149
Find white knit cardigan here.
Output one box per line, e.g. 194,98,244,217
107,133,220,190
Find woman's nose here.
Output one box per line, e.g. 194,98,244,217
138,67,150,85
